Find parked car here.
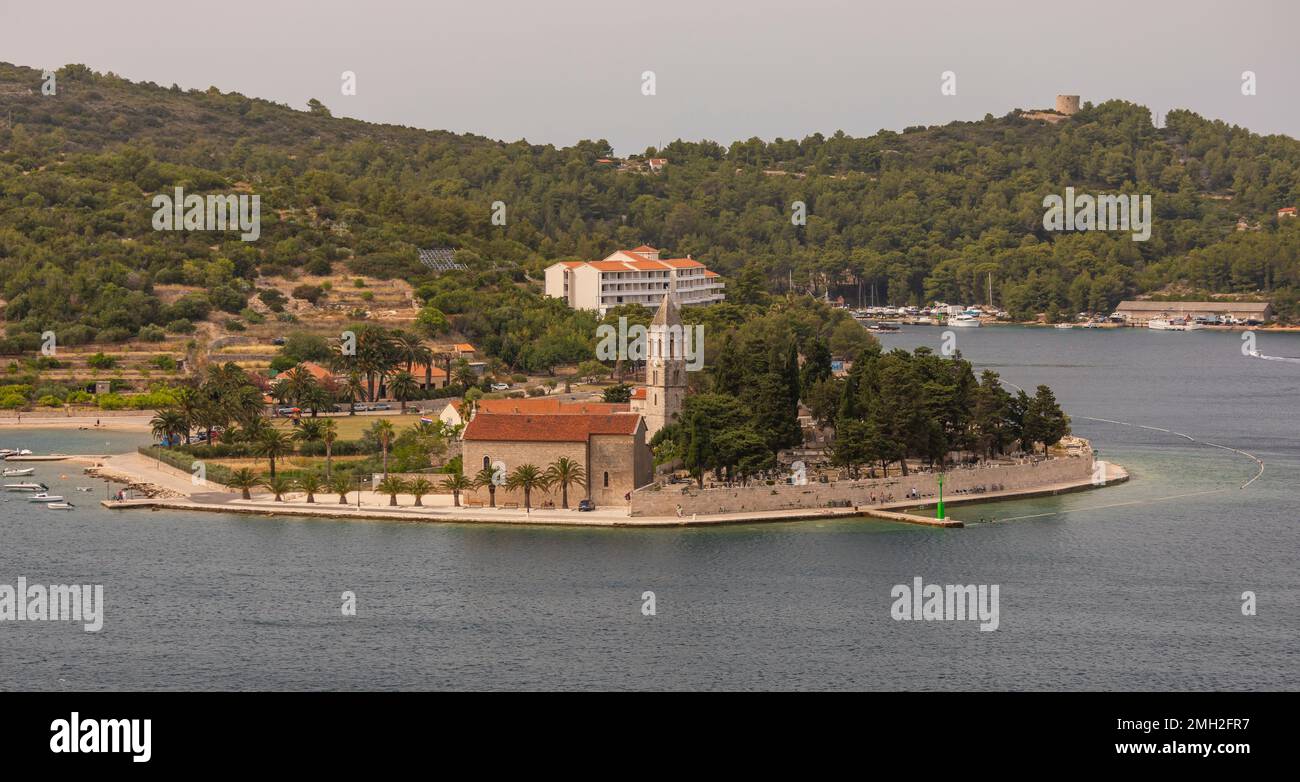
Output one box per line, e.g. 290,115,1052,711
577,499,595,512
490,383,510,391
271,337,286,346
371,403,391,411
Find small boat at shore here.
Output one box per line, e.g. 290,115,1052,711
1149,318,1203,331
949,314,982,328
5,482,48,492
2,467,35,477
1054,323,1073,329
0,449,33,459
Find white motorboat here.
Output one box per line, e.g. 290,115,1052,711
1054,323,1073,329
949,314,982,327
28,493,65,503
46,502,74,510
1148,318,1203,331
5,482,48,492
2,467,35,477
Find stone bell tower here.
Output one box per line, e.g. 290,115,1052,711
643,293,686,440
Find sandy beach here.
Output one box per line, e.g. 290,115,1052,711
0,413,153,432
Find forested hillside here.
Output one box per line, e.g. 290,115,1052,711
2,60,1300,353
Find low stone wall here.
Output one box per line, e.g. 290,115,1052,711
629,454,1092,517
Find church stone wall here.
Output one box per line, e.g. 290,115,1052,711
629,455,1093,517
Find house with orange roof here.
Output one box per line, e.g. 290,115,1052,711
461,412,652,508
647,158,668,173
1279,207,1298,219
543,246,725,314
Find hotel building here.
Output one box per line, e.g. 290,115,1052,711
544,246,725,314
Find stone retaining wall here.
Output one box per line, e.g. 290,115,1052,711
629,454,1092,517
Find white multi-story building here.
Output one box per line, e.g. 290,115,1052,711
544,246,725,314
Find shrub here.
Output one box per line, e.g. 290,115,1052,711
292,284,325,304
166,319,196,334
138,324,167,342
86,353,117,369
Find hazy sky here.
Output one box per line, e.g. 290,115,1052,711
2,0,1296,154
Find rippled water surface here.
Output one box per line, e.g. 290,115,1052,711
2,327,1298,690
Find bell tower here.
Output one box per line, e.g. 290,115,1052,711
644,293,686,440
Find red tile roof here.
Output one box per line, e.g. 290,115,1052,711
631,245,658,253
463,398,630,416
464,413,642,442
300,362,335,381
410,362,449,379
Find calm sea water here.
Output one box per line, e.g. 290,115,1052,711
2,327,1298,691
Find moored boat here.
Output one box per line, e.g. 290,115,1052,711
1148,317,1203,331
2,467,35,477
28,493,65,503
949,314,982,327
5,482,48,492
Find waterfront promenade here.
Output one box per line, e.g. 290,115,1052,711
83,451,1128,529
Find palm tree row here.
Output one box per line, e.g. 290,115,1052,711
223,456,587,512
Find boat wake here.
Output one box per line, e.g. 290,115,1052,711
1246,350,1300,364
985,380,1266,523
1073,415,1264,490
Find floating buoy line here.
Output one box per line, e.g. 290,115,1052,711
975,380,1266,523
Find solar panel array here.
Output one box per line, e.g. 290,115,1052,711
418,247,466,272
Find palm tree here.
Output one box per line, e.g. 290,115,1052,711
261,475,293,502
241,413,270,442
226,467,259,500
376,475,406,507
454,359,478,390
505,464,549,511
389,370,419,414
253,428,294,478
320,419,338,479
328,473,353,504
297,472,323,503
374,419,395,479
232,386,268,428
343,371,364,414
295,418,324,445
472,465,500,507
408,477,433,507
433,350,453,389
150,408,187,447
544,457,586,509
173,386,199,443
440,473,473,507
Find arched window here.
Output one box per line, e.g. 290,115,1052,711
603,472,609,487
483,456,490,471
